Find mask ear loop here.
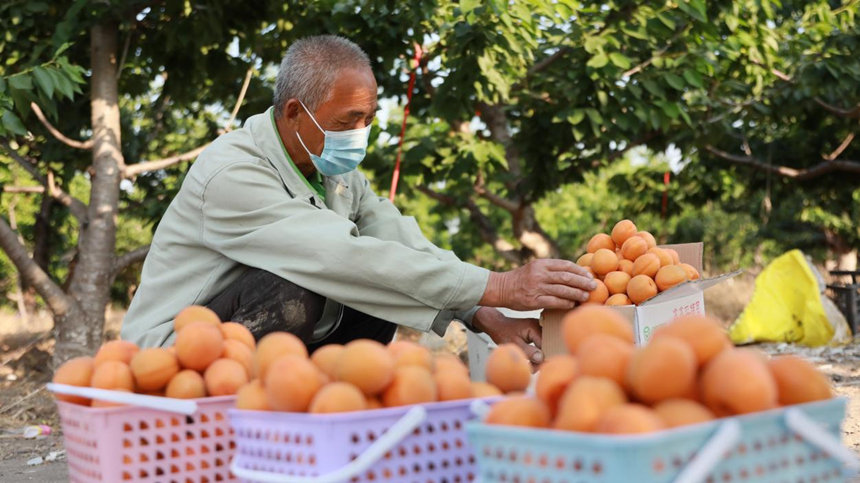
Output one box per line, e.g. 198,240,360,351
298,100,326,134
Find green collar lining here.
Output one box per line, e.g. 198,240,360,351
270,110,326,202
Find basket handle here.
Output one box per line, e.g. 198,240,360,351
785,407,860,473
47,383,199,415
672,419,742,483
229,406,428,483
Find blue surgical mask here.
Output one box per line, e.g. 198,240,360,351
295,100,371,176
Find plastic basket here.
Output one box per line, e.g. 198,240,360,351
466,398,860,483
56,395,237,482
229,398,497,483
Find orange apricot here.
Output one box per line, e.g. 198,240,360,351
621,236,649,261
310,344,344,381
486,344,532,393
554,376,627,432
652,315,731,367
535,355,579,416
337,339,396,396
173,305,221,332
485,397,552,428
577,253,594,267
221,339,254,377
254,332,308,381
604,271,631,295
309,382,368,413
434,353,469,376
637,231,657,249
626,336,697,404
605,294,632,306
665,248,681,264
236,379,270,411
655,265,689,292
768,356,833,405
90,361,135,392
204,358,249,397
577,334,633,388
627,275,658,304
220,322,255,350
587,234,616,253
632,253,661,278
596,404,666,434
388,340,434,371
585,280,609,305
265,355,322,411
94,340,140,367
617,259,634,276
130,348,180,391
561,305,634,353
701,349,778,416
53,357,95,405
175,321,224,372
165,370,207,399
679,263,700,281
611,220,638,246
653,399,716,428
647,247,673,268
591,249,619,275
471,382,503,398
434,370,472,401
382,366,437,407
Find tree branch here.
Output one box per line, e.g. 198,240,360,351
825,133,855,161
4,186,45,194
111,244,150,282
30,102,94,149
473,170,519,212
122,144,209,177
0,139,89,223
704,145,860,180
223,67,254,133
0,216,72,317
814,98,860,118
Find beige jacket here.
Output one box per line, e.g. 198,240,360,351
121,108,489,348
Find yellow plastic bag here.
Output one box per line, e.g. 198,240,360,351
729,249,851,347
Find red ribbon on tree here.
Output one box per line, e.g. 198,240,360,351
388,44,423,202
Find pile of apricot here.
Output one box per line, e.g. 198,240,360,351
577,220,701,306
486,306,833,434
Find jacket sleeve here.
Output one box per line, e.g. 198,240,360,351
352,177,484,334
200,160,489,332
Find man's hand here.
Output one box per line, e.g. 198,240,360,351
473,307,544,365
479,259,596,311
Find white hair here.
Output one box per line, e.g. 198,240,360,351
273,35,371,118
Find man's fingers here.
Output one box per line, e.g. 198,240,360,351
515,338,544,364
548,270,597,291
521,319,543,348
542,259,582,273
535,295,577,310
543,283,589,303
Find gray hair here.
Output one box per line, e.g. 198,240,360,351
273,35,371,118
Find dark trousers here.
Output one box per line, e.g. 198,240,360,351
205,268,397,352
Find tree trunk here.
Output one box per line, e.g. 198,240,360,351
58,21,123,362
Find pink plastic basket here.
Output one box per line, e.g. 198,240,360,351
56,396,237,482
229,398,497,483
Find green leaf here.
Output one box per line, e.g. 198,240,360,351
679,109,693,127
0,77,5,94
2,111,28,136
567,109,585,125
666,73,686,90
8,74,32,90
587,52,608,69
678,0,707,22
54,72,74,99
609,52,631,69
33,66,54,99
657,13,676,30
655,100,680,119
585,108,603,125
461,0,481,14
54,42,72,58
682,69,704,88
641,79,665,97
597,90,609,107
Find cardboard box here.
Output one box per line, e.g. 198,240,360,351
541,242,742,357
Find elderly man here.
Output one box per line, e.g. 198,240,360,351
121,35,595,363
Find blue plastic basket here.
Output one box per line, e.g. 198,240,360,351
466,398,859,483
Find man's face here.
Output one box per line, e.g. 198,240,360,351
282,66,378,167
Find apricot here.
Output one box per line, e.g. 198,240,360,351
254,332,308,380
434,370,472,401
596,404,666,434
471,382,503,398
535,355,578,416
434,353,469,376
626,336,697,404
652,315,731,367
53,357,95,405
388,340,434,371
611,220,638,246
701,349,778,416
221,339,254,377
604,271,631,295
130,348,180,391
627,275,658,304
235,379,270,411
561,305,634,353
587,233,616,253
485,397,552,428
665,248,681,264
173,305,221,332
577,334,633,388
637,231,657,249
554,376,627,432
655,265,688,292
366,396,383,409
337,339,395,396
165,370,207,399
585,280,609,305
94,340,140,367
617,259,634,276
582,266,596,278
616,250,625,262
621,236,649,261
310,344,344,380
605,294,632,306
175,321,224,372
381,366,437,407
486,344,532,393
653,399,716,428
679,263,701,281
264,355,322,411
768,356,833,405
647,247,673,268
576,253,594,267
90,361,135,392
632,253,661,278
309,382,368,413
591,249,619,276
204,358,249,396
220,322,255,350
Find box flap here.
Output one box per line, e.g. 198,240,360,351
659,242,703,273
639,269,743,307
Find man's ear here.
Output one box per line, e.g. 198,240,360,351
282,99,302,129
